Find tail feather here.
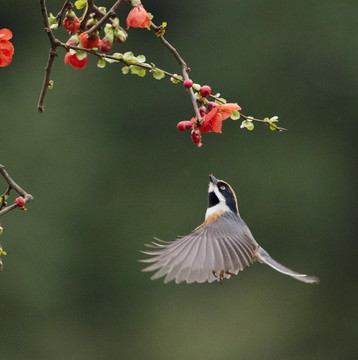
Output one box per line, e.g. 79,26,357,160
256,247,319,284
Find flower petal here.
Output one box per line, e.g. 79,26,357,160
0,29,12,40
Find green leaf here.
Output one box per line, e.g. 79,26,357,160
240,119,254,131
170,74,183,84
230,110,241,120
216,98,227,104
76,51,87,60
123,51,135,61
97,59,106,68
162,22,167,28
152,68,165,80
112,53,123,59
75,0,87,10
130,66,146,77
148,13,154,20
48,13,58,30
136,55,146,63
192,83,201,91
48,80,54,90
104,57,118,64
122,66,130,75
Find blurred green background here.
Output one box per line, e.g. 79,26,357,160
1,0,357,359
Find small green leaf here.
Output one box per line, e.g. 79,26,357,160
97,59,106,68
170,74,183,84
192,83,201,91
148,13,154,20
113,53,123,59
240,119,254,131
75,0,87,10
162,22,167,28
76,51,87,60
48,13,58,30
152,68,165,80
130,66,146,77
136,55,146,63
123,51,135,61
230,110,241,120
122,66,130,74
48,80,54,89
104,57,118,64
216,98,227,104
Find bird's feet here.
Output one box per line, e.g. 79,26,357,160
212,270,236,282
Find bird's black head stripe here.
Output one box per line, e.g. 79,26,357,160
208,191,220,208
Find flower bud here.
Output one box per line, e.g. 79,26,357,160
207,101,219,111
199,107,208,117
183,79,193,88
63,10,81,32
199,85,211,98
191,129,202,147
66,34,80,46
114,29,127,43
86,18,97,30
15,196,25,209
100,36,113,52
177,121,193,132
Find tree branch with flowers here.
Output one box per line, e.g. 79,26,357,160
37,0,286,147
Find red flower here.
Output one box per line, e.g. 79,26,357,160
64,52,87,69
198,103,241,133
63,15,81,33
0,28,14,67
79,32,102,49
126,5,151,29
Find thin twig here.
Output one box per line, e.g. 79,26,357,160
0,164,33,218
150,22,202,122
87,0,123,35
92,4,128,37
38,0,58,113
55,0,72,25
240,114,287,132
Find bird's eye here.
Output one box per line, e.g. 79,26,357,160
220,185,226,190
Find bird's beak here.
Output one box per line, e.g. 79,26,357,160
209,174,218,185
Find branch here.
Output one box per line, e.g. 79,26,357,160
38,0,58,113
150,22,202,122
55,0,72,25
87,0,123,35
0,164,33,218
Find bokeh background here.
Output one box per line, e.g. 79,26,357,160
1,0,357,359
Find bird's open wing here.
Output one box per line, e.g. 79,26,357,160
140,212,258,284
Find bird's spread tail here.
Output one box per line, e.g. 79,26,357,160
256,247,319,284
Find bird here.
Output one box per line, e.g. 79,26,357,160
140,175,319,285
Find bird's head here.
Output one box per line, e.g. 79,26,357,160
206,174,239,219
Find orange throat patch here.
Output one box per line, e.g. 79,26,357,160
196,210,225,229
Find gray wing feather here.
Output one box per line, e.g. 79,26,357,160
140,212,258,284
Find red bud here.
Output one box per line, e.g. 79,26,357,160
199,85,211,98
15,196,25,208
183,79,193,89
207,101,219,111
199,107,208,117
177,121,193,132
191,129,202,147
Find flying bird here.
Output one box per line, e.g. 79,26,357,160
140,175,319,285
